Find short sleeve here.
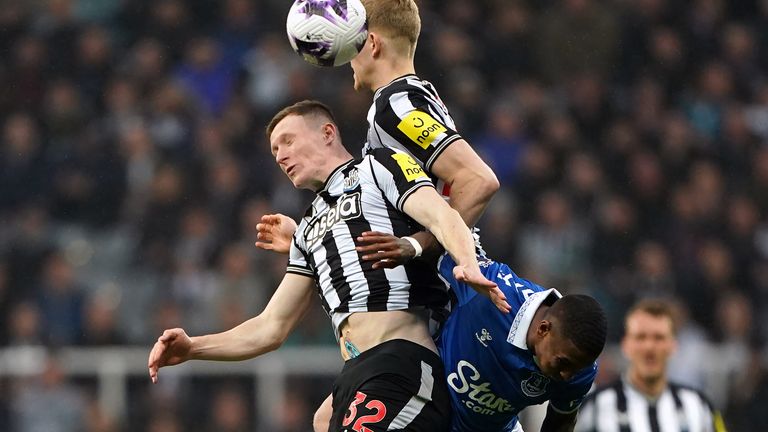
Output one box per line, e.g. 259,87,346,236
286,236,313,277
377,91,462,171
367,148,434,211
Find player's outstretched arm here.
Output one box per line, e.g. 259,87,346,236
402,186,510,313
147,273,315,382
255,214,298,254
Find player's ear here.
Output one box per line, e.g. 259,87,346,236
322,122,337,144
537,320,552,337
368,31,381,58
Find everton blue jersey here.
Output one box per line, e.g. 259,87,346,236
437,255,597,432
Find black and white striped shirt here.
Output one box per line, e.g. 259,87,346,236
575,378,727,432
363,74,462,197
286,147,449,338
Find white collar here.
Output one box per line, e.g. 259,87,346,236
507,288,562,350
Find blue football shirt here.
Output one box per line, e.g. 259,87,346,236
436,255,597,432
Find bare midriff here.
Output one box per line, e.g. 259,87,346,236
338,309,437,361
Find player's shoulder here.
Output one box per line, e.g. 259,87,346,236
668,381,716,410
365,146,398,160
377,74,430,95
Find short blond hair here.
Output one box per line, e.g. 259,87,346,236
361,0,421,54
625,299,678,335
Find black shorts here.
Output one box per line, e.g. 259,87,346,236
329,339,451,432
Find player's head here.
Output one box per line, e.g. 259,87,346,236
622,299,677,383
534,295,607,381
351,0,421,91
266,100,349,191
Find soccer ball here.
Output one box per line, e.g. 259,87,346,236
286,0,368,67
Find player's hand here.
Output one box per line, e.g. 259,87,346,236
255,214,297,254
355,231,417,269
453,265,511,313
147,328,193,384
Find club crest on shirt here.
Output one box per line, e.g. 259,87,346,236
521,372,549,398
343,169,360,192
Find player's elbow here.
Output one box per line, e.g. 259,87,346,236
477,169,500,199
258,320,290,353
452,164,499,201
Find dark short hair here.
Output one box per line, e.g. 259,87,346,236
265,100,337,141
625,298,677,335
549,295,607,361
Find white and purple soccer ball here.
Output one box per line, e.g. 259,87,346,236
286,0,368,67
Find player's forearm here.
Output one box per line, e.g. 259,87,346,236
427,207,479,268
409,172,497,259
189,316,284,361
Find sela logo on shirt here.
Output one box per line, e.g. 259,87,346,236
520,372,550,397
397,110,448,149
447,360,514,416
304,192,362,246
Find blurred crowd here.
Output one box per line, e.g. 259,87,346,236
0,0,767,430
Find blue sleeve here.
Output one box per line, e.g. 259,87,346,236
438,255,548,306
549,363,598,414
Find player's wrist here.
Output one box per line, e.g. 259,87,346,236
401,236,423,258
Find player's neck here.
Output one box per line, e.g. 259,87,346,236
310,153,354,192
370,58,416,91
627,368,668,399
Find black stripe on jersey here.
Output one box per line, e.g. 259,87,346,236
341,162,391,311
303,242,331,314
322,226,350,313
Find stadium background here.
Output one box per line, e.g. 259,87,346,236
0,0,766,430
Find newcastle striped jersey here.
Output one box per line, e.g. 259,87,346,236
364,74,462,197
575,378,727,432
285,147,449,338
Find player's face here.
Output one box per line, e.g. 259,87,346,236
350,36,373,91
535,326,593,382
269,114,327,190
621,312,676,382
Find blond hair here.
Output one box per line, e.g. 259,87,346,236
625,298,678,335
361,0,421,55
